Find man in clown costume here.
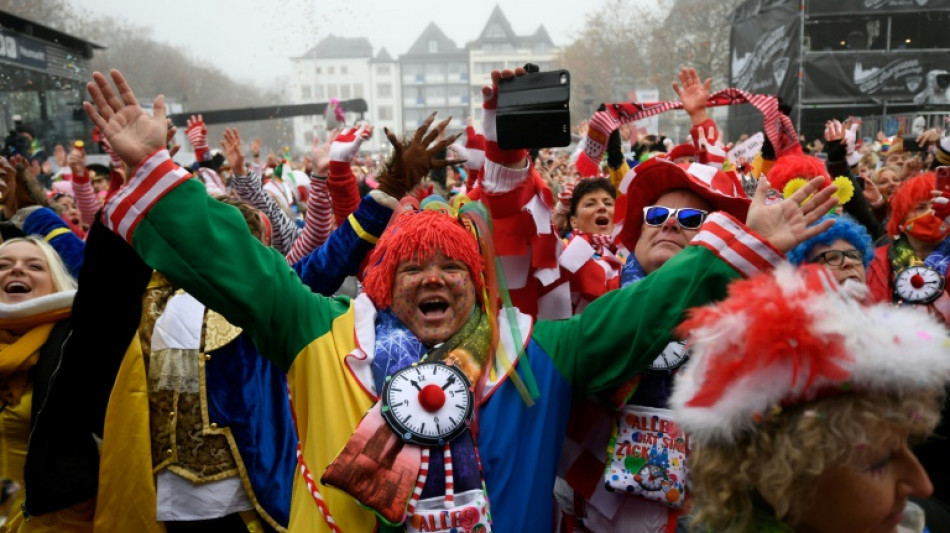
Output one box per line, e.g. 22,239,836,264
83,68,837,532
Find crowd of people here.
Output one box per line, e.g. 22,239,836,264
0,62,949,533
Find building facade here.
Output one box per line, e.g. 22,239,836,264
290,6,559,153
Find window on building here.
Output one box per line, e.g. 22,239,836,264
428,40,438,53
341,65,349,74
329,66,335,74
301,85,312,99
316,66,322,74
404,63,424,76
328,84,338,98
486,24,506,38
426,63,446,75
425,86,446,99
315,85,325,100
341,84,351,99
448,62,466,74
378,105,393,120
377,64,391,75
378,82,392,98
353,84,363,98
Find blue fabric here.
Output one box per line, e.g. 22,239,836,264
370,308,427,394
204,333,297,528
22,207,85,278
923,236,950,277
292,193,392,295
477,339,574,533
620,254,648,287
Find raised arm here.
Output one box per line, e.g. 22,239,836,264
84,70,341,370
534,176,838,393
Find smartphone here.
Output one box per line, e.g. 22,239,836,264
901,135,923,152
937,166,950,193
496,70,571,150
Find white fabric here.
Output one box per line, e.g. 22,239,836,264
0,290,75,321
155,470,253,521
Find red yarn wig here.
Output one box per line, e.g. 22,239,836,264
362,209,485,309
888,172,936,237
766,154,831,193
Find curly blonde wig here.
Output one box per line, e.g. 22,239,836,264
689,390,942,533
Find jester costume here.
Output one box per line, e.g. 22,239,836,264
100,149,784,532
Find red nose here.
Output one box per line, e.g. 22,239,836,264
911,274,925,289
419,384,446,412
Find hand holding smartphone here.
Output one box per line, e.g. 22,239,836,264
495,69,571,150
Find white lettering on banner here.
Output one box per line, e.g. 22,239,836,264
728,132,765,166
18,45,45,62
732,26,792,92
853,60,923,94
1,36,16,59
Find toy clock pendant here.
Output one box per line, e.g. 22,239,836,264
894,265,945,305
381,361,474,446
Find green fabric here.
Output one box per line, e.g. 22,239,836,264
427,308,491,382
532,245,738,395
132,179,350,371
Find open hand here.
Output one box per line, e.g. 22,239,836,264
824,119,845,142
746,176,838,252
379,113,463,198
311,128,339,176
83,70,168,167
672,67,711,124
220,128,246,176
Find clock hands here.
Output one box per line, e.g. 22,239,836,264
410,380,422,391
442,375,457,390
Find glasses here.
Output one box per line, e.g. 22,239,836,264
809,249,864,267
642,206,709,230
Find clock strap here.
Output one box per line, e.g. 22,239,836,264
443,444,455,508
406,447,431,516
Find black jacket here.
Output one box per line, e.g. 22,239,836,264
21,218,152,518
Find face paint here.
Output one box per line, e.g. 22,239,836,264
391,251,476,346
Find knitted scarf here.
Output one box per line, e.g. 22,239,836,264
577,89,800,176
0,291,75,406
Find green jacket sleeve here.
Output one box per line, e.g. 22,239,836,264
103,149,348,371
532,212,783,394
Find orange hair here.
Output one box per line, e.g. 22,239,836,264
362,209,484,309
888,172,936,238
766,154,831,193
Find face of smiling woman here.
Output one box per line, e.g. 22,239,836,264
390,251,476,346
0,241,55,304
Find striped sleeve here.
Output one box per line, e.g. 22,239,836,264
231,171,301,255
327,162,361,228
286,177,333,265
72,174,100,227
690,212,784,278
101,149,191,243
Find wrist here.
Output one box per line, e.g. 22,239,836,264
689,110,710,126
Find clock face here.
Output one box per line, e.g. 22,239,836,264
894,265,945,304
634,464,667,492
648,340,689,372
381,361,474,446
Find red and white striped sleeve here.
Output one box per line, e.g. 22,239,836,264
101,149,190,243
690,212,784,278
71,172,100,227
286,177,333,265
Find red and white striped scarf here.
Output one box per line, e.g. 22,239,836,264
576,88,800,176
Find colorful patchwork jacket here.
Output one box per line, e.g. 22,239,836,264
101,149,782,532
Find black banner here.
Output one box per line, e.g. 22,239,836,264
0,29,48,70
728,0,801,140
807,0,950,16
804,52,950,105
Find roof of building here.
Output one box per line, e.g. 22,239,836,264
0,10,104,55
295,34,374,59
468,5,555,50
402,22,464,58
371,47,395,63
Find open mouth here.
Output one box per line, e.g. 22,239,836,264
4,281,30,294
418,297,449,317
595,216,610,227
